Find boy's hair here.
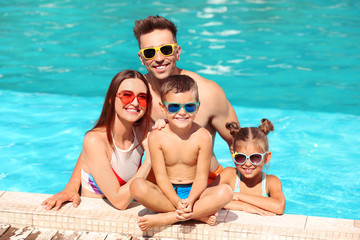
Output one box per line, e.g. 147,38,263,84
226,119,274,152
133,15,177,47
160,75,199,102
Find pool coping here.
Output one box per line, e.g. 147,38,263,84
0,190,359,239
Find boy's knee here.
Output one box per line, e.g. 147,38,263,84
217,184,233,201
130,177,147,197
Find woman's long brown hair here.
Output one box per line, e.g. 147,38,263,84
90,70,152,149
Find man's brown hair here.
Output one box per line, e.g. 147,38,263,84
133,15,177,47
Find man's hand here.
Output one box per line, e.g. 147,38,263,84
152,119,168,130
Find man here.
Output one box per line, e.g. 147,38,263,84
134,15,239,175
42,15,239,210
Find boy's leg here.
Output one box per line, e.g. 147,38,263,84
130,178,183,231
191,184,233,225
130,178,175,212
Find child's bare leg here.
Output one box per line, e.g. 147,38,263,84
130,178,175,212
191,184,233,225
138,211,179,231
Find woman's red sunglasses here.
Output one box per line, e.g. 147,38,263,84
116,90,148,108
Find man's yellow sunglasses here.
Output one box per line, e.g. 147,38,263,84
140,43,177,60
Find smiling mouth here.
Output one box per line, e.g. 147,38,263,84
154,64,168,70
125,107,140,113
243,168,254,174
175,116,188,121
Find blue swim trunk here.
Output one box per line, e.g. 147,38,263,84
173,183,192,199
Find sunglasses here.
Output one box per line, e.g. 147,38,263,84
231,152,268,165
140,43,177,60
162,102,199,114
116,90,148,108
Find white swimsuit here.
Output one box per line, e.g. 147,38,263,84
81,129,143,194
234,171,269,197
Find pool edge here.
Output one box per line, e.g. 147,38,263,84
0,191,359,239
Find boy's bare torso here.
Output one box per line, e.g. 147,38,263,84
154,125,205,184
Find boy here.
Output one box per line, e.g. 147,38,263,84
130,75,233,231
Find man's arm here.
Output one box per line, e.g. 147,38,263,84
207,82,239,149
181,70,239,150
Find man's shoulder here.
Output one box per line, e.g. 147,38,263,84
181,69,224,94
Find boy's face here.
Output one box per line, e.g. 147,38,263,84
161,91,199,129
138,29,181,81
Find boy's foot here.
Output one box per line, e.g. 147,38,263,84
194,212,218,226
137,212,177,231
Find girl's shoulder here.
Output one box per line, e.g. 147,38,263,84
265,174,282,187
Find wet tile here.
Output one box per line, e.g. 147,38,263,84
26,227,58,239
355,220,360,228
78,231,108,239
216,209,228,223
0,224,10,237
52,229,83,239
306,216,360,234
0,226,34,239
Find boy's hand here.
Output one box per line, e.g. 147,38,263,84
176,198,193,221
152,119,168,130
176,199,188,211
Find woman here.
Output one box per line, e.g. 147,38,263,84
42,70,152,210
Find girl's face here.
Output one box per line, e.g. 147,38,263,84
115,78,148,123
233,142,271,179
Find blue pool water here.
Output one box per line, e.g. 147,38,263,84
1,1,359,220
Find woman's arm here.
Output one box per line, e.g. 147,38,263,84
41,153,82,210
82,131,147,210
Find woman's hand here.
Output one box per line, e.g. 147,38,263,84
41,188,81,210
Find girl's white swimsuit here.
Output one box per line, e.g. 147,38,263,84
81,129,143,194
234,170,269,197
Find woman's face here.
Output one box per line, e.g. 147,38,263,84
114,77,148,123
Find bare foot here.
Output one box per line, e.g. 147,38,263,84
137,212,177,231
194,212,218,226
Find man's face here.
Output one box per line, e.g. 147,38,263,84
138,29,181,81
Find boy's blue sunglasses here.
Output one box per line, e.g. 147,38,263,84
231,152,268,165
162,102,199,114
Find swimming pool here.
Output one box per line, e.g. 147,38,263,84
1,0,359,220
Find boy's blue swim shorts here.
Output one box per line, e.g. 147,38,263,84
173,183,193,199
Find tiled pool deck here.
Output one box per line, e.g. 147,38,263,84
0,191,359,240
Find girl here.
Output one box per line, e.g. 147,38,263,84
213,119,285,216
42,70,152,210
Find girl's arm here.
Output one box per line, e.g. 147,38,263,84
82,131,149,210
224,196,276,216
186,129,212,208
232,175,285,215
149,131,180,208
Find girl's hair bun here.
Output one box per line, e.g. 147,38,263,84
225,122,240,136
258,118,274,135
